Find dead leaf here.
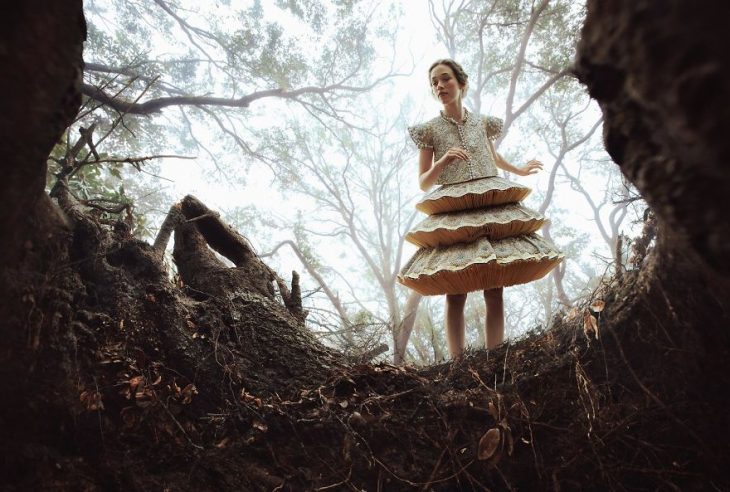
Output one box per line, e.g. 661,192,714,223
339,400,349,409
129,375,144,391
181,383,198,404
162,422,175,436
132,382,157,408
565,307,580,322
120,407,137,428
215,437,231,449
252,420,268,432
79,390,104,411
500,420,514,456
240,389,261,407
487,401,498,419
478,427,501,460
590,299,605,313
583,309,599,340
347,411,366,427
342,434,353,463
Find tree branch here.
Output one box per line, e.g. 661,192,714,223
262,240,350,326
505,0,550,123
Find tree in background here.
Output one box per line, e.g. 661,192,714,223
56,0,404,240
259,102,418,360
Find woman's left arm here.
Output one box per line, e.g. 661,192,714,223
488,139,543,176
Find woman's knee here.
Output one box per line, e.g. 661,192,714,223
446,293,467,307
483,288,503,302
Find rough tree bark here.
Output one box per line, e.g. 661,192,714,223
2,1,730,490
0,0,88,479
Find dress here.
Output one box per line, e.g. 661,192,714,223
397,109,563,296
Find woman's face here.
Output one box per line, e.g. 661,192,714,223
430,64,463,105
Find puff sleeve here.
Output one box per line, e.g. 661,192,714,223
407,122,433,149
483,116,504,142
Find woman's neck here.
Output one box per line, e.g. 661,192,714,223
442,101,464,122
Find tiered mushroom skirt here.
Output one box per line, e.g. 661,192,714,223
398,176,564,296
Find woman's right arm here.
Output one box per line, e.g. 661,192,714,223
418,147,469,191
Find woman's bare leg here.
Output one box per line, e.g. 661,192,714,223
484,288,504,349
445,294,467,358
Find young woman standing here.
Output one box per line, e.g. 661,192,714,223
399,59,563,358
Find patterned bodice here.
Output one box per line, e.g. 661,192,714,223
408,109,503,185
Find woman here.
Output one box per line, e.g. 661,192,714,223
398,59,563,358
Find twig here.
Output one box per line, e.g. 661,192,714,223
501,342,511,387
157,396,204,450
314,465,353,491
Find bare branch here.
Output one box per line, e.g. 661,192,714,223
151,0,225,64
82,70,406,115
505,0,550,123
262,240,350,326
153,203,185,256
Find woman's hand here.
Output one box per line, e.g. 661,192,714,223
435,147,469,168
513,159,543,176
419,147,469,191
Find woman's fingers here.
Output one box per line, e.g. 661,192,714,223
518,160,544,175
525,161,543,173
447,148,469,162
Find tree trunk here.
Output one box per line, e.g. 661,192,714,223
393,290,422,364
2,1,730,490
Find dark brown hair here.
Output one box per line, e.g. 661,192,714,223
428,59,469,97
